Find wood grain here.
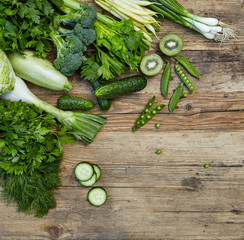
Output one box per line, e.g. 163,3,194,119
0,0,244,239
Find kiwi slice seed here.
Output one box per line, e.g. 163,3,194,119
159,34,183,56
140,54,164,76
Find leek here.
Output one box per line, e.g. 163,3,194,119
0,76,106,145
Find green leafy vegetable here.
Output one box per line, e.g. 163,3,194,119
0,0,58,58
0,100,74,217
81,15,149,82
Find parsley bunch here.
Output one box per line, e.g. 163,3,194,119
0,0,59,57
0,100,74,217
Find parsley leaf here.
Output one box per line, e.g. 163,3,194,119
0,100,74,217
0,0,58,57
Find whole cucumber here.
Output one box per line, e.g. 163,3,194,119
95,75,147,99
90,79,112,111
57,95,94,111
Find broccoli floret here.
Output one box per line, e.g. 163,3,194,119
50,32,85,76
60,3,97,29
53,52,83,77
74,24,96,46
49,0,98,76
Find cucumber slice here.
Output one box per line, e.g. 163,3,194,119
93,164,101,181
88,187,107,207
80,173,97,187
75,162,94,181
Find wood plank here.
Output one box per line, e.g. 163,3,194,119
0,0,244,239
1,188,244,239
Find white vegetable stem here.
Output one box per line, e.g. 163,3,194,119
0,77,106,144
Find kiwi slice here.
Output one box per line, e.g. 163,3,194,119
140,54,164,76
159,34,183,56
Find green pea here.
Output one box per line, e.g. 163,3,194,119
141,121,145,124
156,149,162,155
147,115,151,119
174,56,201,79
152,110,157,114
145,108,149,113
204,164,210,168
183,93,189,98
155,123,160,129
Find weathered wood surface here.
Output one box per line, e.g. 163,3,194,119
0,0,244,239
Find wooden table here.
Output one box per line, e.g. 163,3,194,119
1,0,244,239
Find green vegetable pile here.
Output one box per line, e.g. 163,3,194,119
0,100,74,217
0,0,222,217
0,0,58,58
81,16,149,82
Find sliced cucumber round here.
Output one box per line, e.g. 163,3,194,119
88,187,107,207
80,173,97,187
75,162,94,182
93,164,101,181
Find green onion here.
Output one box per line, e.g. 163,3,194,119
147,0,235,42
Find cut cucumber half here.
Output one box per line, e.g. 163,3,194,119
88,187,107,207
160,34,183,56
80,173,97,187
75,162,94,182
93,164,101,181
140,54,164,76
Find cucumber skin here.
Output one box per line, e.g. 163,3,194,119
90,80,112,111
57,95,94,111
95,75,147,99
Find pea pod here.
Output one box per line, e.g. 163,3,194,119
133,96,166,132
161,60,171,97
174,56,201,79
168,83,184,113
134,95,156,125
175,62,195,93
